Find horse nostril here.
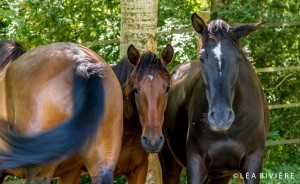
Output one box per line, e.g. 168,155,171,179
208,111,215,123
141,136,147,142
159,135,165,144
228,110,235,123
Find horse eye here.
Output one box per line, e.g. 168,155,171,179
165,86,170,93
200,58,205,63
133,88,139,94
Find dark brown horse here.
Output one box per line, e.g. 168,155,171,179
112,44,173,183
0,40,123,183
159,14,269,184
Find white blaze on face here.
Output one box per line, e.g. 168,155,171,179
212,42,222,75
148,75,153,81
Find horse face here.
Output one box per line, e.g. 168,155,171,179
127,44,173,152
200,39,239,132
134,71,170,152
191,13,264,132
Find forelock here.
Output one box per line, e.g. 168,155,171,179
207,19,231,34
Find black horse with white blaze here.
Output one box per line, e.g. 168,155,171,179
159,13,269,184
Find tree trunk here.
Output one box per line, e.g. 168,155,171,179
120,0,158,56
120,1,162,184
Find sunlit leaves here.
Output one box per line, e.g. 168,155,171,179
1,0,121,63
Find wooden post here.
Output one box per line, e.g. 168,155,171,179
146,153,162,184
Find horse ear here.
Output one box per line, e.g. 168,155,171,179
191,13,207,34
127,45,140,66
232,22,265,40
160,44,174,66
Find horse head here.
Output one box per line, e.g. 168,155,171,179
126,44,173,152
192,13,264,132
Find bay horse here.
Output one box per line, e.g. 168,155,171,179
111,44,173,183
159,13,270,184
0,40,123,183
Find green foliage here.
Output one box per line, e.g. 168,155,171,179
158,0,209,70
1,0,299,183
3,176,23,182
78,174,91,184
1,0,121,63
260,165,300,184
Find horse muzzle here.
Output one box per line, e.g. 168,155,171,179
207,108,235,132
141,135,165,153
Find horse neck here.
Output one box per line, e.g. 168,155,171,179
112,59,139,121
0,64,10,120
239,60,259,89
234,60,265,111
122,84,142,141
186,65,206,105
123,91,138,120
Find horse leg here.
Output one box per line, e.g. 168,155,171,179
241,151,263,184
26,165,57,184
158,145,182,184
57,169,81,184
186,149,207,184
81,125,122,184
82,131,122,184
82,158,114,184
125,156,148,184
0,170,7,183
80,110,123,183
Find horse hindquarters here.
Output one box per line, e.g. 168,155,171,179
79,67,123,184
0,44,107,168
0,43,123,183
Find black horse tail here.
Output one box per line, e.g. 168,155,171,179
0,39,26,70
0,60,106,169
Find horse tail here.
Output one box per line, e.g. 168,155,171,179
0,39,26,70
0,57,106,169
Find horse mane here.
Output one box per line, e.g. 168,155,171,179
207,19,231,36
112,58,134,86
0,39,26,70
129,52,170,81
113,52,170,120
